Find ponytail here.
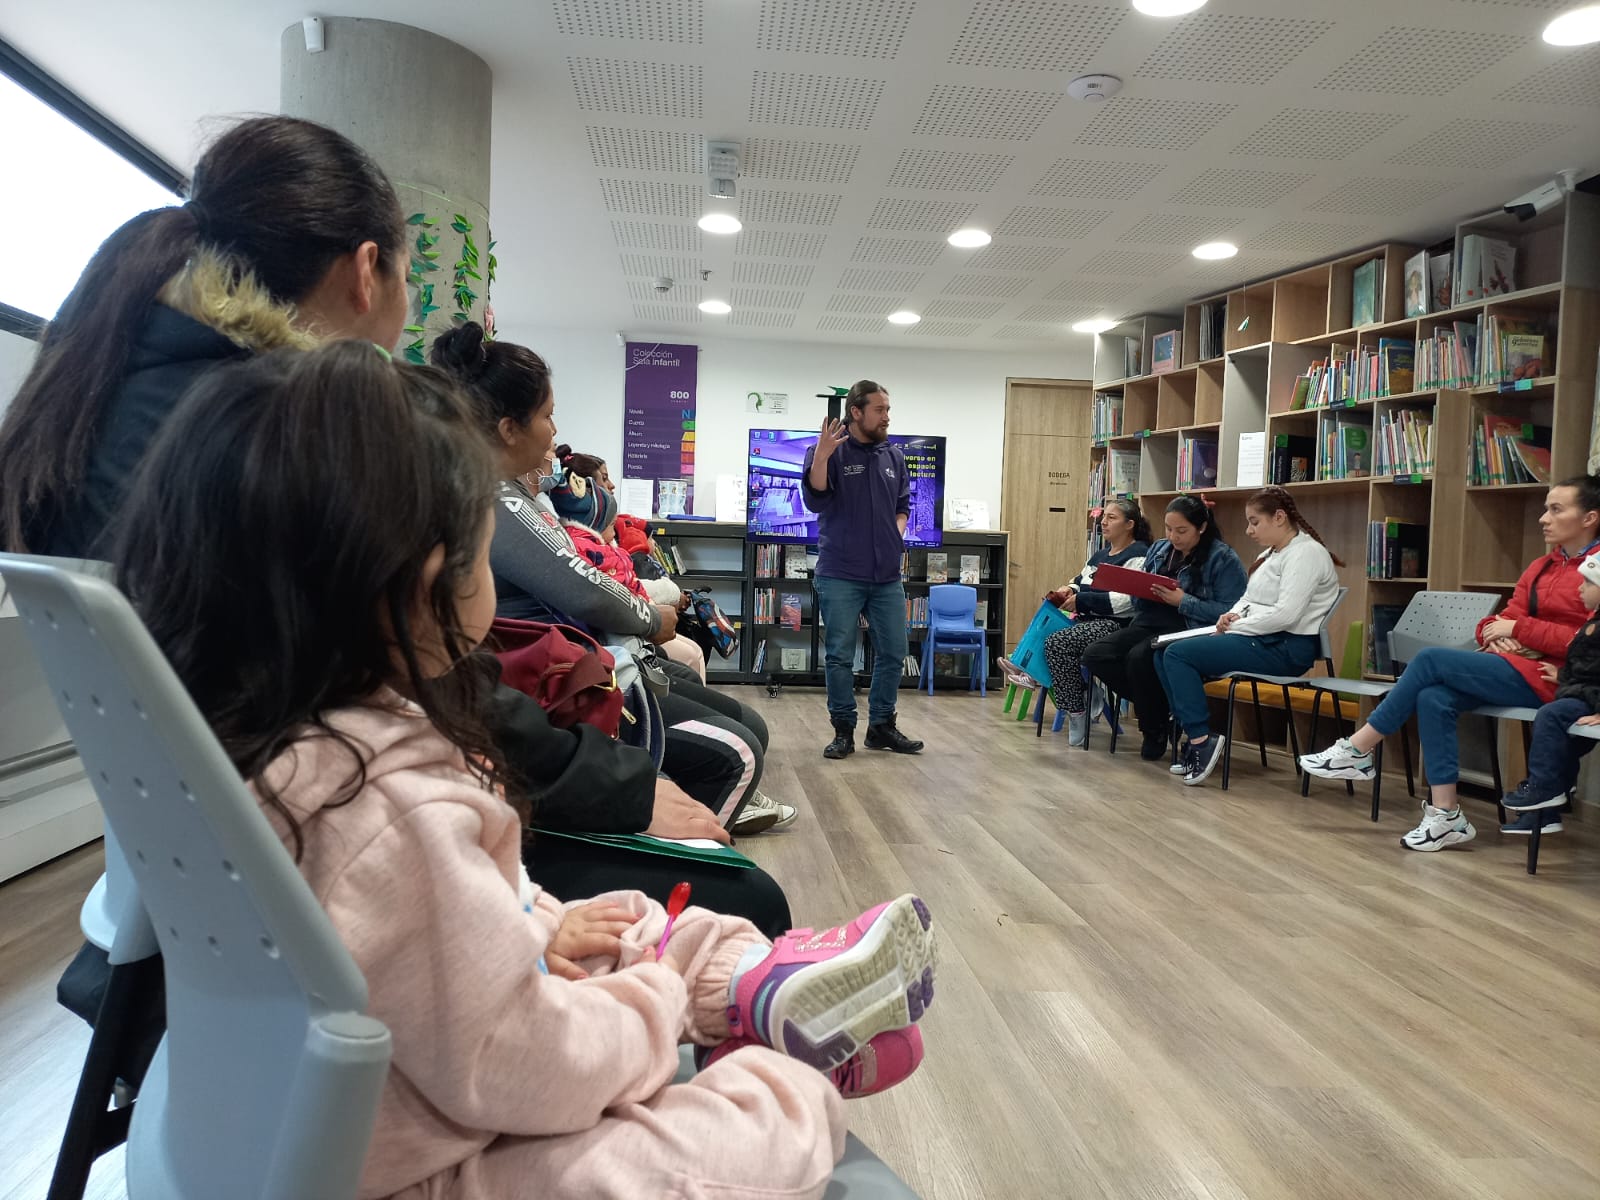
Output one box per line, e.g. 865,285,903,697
1101,496,1152,544
1246,485,1345,573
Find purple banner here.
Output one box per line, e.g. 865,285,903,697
623,341,697,515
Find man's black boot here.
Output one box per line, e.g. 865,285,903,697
823,721,856,760
864,714,923,754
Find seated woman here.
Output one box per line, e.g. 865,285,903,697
1154,486,1343,786
1082,494,1247,760
1038,497,1152,745
1302,475,1600,852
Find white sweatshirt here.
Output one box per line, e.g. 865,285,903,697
1226,532,1340,637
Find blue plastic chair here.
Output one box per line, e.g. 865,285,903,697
920,584,986,696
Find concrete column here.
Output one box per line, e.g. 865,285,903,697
281,18,493,358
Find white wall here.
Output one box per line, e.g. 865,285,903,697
0,328,38,417
494,322,1092,522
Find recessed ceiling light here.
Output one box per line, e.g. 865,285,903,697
1071,318,1118,334
1132,0,1207,14
697,213,742,235
699,299,732,315
887,310,921,325
947,228,992,248
1543,4,1600,45
1192,241,1238,260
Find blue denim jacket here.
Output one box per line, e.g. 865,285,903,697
1134,538,1248,629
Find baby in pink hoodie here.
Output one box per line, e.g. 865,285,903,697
111,344,937,1200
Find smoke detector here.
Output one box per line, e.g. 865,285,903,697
653,276,674,295
707,139,741,199
1067,74,1122,104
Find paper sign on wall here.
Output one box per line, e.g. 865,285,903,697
945,498,991,530
746,391,788,414
616,478,655,520
715,474,748,523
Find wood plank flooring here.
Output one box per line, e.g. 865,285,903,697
3,688,1597,1199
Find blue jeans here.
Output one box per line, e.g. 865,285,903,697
1526,696,1596,794
1366,647,1542,786
813,575,908,727
1154,633,1319,740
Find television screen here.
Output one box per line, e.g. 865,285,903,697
745,429,946,547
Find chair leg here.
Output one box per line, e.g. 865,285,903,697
1400,723,1416,798
1528,820,1541,875
1249,682,1268,768
1108,694,1119,755
1302,691,1323,797
47,955,163,1200
1370,740,1384,821
1002,683,1016,714
1222,679,1239,790
1282,685,1301,772
1486,719,1506,821
1034,684,1047,739
1330,692,1354,797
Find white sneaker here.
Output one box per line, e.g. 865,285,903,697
733,791,798,835
1169,739,1189,775
1401,804,1476,852
1299,737,1375,781
1067,710,1089,746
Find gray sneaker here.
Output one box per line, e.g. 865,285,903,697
732,791,798,835
1067,710,1089,746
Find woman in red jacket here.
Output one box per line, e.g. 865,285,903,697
1301,475,1600,852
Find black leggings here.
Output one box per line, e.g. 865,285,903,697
1082,621,1177,734
524,835,793,939
658,661,771,824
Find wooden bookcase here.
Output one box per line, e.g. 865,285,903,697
1083,191,1600,775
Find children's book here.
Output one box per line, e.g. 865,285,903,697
959,554,980,585
1403,250,1428,317
926,552,949,583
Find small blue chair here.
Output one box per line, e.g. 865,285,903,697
921,584,987,696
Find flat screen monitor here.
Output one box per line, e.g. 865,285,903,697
745,429,946,547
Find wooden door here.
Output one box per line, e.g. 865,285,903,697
1001,378,1092,649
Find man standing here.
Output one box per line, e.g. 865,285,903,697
802,380,924,760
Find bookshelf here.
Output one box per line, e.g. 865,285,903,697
1083,190,1600,776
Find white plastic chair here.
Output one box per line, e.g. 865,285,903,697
2,553,391,1200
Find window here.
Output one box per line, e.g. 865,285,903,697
0,44,184,330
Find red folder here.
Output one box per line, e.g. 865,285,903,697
1090,563,1178,602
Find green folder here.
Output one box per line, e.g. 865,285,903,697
533,828,758,869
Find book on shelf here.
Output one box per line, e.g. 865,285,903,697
902,654,920,679
1403,250,1428,318
753,586,778,625
755,543,781,577
1108,449,1141,495
1151,330,1179,375
1428,252,1452,313
782,546,808,578
1503,332,1546,381
1469,415,1551,485
1270,433,1315,484
975,599,988,626
1368,519,1428,579
1378,339,1415,395
926,552,949,583
1418,318,1483,388
959,554,980,585
1589,346,1600,474
1456,234,1516,304
1177,433,1219,490
780,593,802,631
1374,408,1434,475
1087,458,1108,508
753,639,769,672
780,648,807,672
1091,391,1125,441
1199,299,1226,361
1319,412,1371,480
1122,336,1141,379
905,595,930,628
1351,258,1379,327
1237,430,1267,488
1369,604,1406,674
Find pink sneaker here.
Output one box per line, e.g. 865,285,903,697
699,1025,925,1098
727,894,936,1070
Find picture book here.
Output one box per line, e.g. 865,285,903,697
926,552,949,583
960,554,980,585
1351,259,1379,327
1403,250,1428,318
780,593,802,631
1428,251,1452,312
1481,237,1516,297
1378,339,1415,395
1504,332,1546,381
780,647,808,672
783,546,808,578
1151,330,1179,375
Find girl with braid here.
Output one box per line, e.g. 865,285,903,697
1155,486,1343,786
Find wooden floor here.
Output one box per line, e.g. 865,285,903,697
4,688,1599,1200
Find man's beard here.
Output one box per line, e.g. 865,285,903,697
861,423,889,444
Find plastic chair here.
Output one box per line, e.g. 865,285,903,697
920,584,986,696
1299,590,1499,820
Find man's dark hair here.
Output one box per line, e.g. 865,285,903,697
1556,474,1600,519
845,379,888,425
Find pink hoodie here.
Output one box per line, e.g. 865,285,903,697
258,695,844,1199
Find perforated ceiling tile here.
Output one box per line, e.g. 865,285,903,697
631,302,701,323
553,0,703,42
923,299,1004,320
599,179,703,218
867,198,979,232
851,237,946,267
948,1,1126,71
627,280,702,303
731,310,798,329
827,293,906,313
992,206,1111,241
1307,175,1459,214
942,273,1033,297
1030,157,1167,200
568,58,703,118
992,325,1064,340
817,315,885,334
1317,29,1525,96
734,261,815,287
1075,98,1236,151
734,229,829,259
912,85,1061,142
750,71,884,130
964,243,1068,272
742,189,844,227
1231,108,1409,159
757,0,915,59
1017,302,1102,322
907,321,980,338
1042,278,1137,303
886,150,1014,193
743,138,861,184
619,254,701,278
1497,45,1600,106
731,287,805,310
1139,14,1334,84
1167,168,1314,208
586,126,702,173
1080,249,1187,276
1249,220,1375,255
839,267,925,292
1390,116,1577,168
611,220,701,252
1118,212,1239,245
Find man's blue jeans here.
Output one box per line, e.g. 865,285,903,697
1367,647,1541,785
813,575,908,728
1525,696,1596,795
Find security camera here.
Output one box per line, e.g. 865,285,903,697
1504,169,1582,221
653,276,674,294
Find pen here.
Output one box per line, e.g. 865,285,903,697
655,881,691,957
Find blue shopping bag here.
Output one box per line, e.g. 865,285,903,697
1006,600,1074,688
